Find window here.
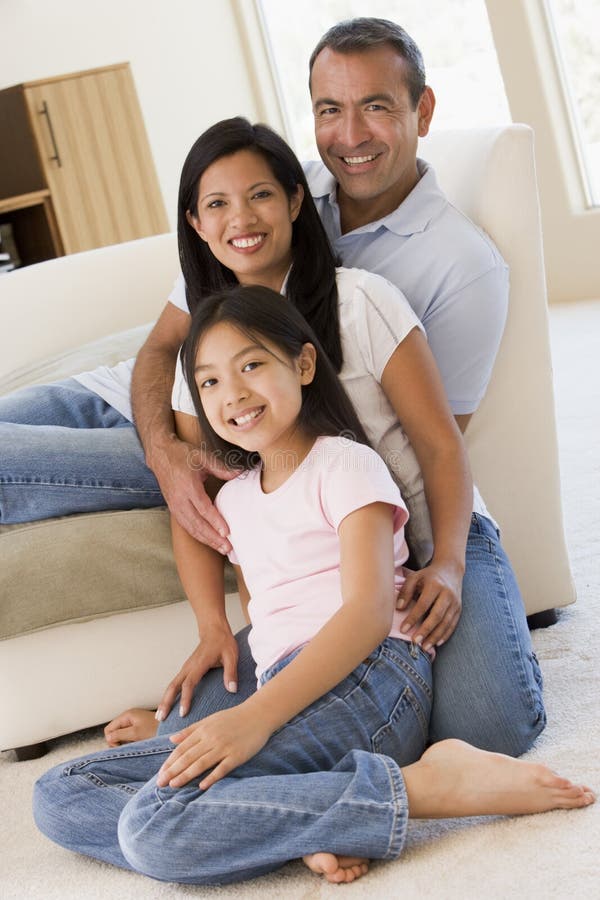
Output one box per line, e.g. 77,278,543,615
258,0,511,159
545,0,600,206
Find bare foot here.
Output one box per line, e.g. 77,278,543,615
303,852,369,884
403,739,596,819
104,708,158,746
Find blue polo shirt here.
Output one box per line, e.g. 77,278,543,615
303,158,509,415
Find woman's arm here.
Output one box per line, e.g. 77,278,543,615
380,327,473,651
154,411,238,721
132,310,232,550
158,501,397,789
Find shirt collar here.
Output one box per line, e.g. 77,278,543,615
310,158,446,238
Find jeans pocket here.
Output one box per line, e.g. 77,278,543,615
371,684,429,767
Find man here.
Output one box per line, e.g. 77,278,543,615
0,19,544,755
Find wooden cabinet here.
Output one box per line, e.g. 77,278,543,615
0,63,168,265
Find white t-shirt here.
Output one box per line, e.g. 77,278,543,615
72,277,190,421
172,267,491,565
216,435,411,682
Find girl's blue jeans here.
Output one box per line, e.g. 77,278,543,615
34,638,432,884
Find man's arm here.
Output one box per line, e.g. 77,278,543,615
131,302,231,549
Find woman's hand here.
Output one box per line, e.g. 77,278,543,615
104,708,158,746
396,560,464,651
155,625,239,723
156,705,272,790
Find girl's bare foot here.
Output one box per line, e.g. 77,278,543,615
104,708,158,746
403,739,596,819
303,852,369,883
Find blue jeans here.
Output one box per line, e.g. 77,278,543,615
160,515,546,758
34,639,432,884
0,379,163,522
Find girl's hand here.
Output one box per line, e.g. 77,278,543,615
155,626,239,723
396,561,463,651
156,705,272,790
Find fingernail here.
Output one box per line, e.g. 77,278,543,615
179,705,185,717
424,643,432,652
227,681,238,693
155,709,164,722
415,635,423,645
219,544,229,555
436,639,445,647
219,529,227,538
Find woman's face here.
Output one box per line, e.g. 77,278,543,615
188,149,304,293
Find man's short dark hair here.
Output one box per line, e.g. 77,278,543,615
309,17,426,109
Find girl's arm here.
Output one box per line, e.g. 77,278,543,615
154,411,238,722
157,501,397,790
380,327,473,651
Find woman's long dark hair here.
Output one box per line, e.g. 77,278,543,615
183,285,370,471
178,116,343,371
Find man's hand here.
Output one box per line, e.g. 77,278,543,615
156,704,272,790
155,626,240,723
152,434,234,551
396,560,464,651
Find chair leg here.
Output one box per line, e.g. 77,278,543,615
527,609,558,630
12,741,50,761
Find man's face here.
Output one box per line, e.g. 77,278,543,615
311,46,434,218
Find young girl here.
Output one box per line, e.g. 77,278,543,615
34,287,594,886
106,118,542,759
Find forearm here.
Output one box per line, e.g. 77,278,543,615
170,514,230,635
243,598,392,733
131,341,180,469
419,444,472,570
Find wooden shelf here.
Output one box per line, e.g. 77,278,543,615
0,190,63,266
0,190,51,214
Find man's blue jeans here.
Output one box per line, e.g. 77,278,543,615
34,638,432,884
0,379,163,522
159,514,546,759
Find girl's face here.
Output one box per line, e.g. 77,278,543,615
187,149,304,293
195,321,316,468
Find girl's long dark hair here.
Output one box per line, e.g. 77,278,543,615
183,285,370,471
178,116,343,371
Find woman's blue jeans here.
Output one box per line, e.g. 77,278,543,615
34,638,432,884
0,380,163,522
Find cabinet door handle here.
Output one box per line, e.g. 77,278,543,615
39,101,62,168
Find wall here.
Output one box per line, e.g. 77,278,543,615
0,0,261,230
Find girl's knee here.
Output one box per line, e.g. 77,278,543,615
117,789,182,881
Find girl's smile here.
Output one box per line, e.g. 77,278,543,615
187,149,304,293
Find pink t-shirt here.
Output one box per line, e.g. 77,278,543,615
216,435,418,682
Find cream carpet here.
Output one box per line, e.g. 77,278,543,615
1,299,599,900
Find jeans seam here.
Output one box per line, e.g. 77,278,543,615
381,646,433,700
379,756,409,860
488,540,545,727
372,684,430,752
